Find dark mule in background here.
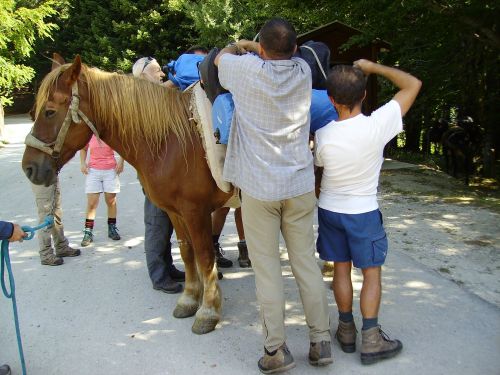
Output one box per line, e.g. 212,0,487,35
22,54,233,334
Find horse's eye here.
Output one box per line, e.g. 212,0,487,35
45,110,56,118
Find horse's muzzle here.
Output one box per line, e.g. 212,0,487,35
22,160,57,186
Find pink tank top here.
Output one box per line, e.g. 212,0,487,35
86,135,117,170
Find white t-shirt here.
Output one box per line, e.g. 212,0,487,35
314,100,403,214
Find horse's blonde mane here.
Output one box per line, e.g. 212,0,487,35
36,63,194,156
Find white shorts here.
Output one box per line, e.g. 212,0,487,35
85,168,120,194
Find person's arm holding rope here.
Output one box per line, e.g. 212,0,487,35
0,221,27,242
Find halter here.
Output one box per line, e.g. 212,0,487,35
24,82,100,159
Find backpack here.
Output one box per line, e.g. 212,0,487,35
198,47,229,104
310,89,338,134
212,93,234,144
167,53,206,90
294,41,330,90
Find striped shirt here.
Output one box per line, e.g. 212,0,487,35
218,53,314,201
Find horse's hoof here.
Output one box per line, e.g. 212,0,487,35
192,317,218,334
173,304,198,319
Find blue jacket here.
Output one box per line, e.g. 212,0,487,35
0,220,14,240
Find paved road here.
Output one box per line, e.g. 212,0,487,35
1,115,499,375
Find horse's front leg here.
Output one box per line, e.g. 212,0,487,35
169,214,202,319
185,210,221,334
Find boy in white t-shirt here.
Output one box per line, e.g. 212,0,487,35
314,60,421,365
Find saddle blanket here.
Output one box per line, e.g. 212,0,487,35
189,82,240,208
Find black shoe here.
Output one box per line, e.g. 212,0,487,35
0,364,11,375
153,280,182,294
214,242,233,268
169,267,185,282
108,223,121,240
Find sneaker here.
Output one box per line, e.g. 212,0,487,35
153,279,183,294
258,343,295,374
41,254,64,266
361,326,403,365
237,240,251,268
308,340,333,366
169,267,185,282
108,223,120,240
214,242,232,268
56,246,81,258
81,228,93,247
336,320,357,353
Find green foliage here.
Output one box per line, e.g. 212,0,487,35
43,0,196,73
0,0,58,105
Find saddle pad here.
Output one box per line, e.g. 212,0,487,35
190,82,233,194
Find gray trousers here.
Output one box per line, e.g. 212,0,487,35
144,195,175,286
31,178,69,260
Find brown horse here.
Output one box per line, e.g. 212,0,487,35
22,54,233,334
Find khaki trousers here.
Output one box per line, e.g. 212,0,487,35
241,190,331,352
31,178,69,260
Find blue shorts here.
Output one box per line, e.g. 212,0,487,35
317,208,388,269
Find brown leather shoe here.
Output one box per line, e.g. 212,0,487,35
56,246,81,257
308,340,333,366
336,320,357,353
237,240,251,268
258,343,295,374
41,255,64,266
361,326,402,365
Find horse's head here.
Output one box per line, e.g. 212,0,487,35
22,54,94,186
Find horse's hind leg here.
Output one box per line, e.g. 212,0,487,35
185,210,221,334
169,214,202,319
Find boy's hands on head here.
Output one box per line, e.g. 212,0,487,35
353,59,375,75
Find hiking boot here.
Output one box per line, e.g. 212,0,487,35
41,254,64,266
361,326,403,365
169,267,185,282
214,242,232,268
258,343,296,374
336,320,357,353
81,228,93,247
56,246,81,258
108,223,121,240
0,364,11,375
153,279,183,294
237,240,251,268
308,340,333,366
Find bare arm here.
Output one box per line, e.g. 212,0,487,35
80,148,88,175
314,167,323,199
354,59,422,116
214,44,242,66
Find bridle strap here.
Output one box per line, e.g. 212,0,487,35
25,82,100,159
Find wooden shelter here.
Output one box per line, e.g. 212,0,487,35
298,20,390,114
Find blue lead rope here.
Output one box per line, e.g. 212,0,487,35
1,215,54,375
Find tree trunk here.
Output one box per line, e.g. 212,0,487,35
0,103,5,143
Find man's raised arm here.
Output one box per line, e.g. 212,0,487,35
354,59,422,117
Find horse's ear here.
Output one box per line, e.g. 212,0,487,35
66,55,82,85
51,53,65,70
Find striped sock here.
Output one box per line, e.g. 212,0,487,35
108,217,116,225
85,219,94,229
